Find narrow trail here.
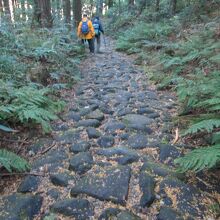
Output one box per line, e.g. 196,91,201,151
0,39,217,220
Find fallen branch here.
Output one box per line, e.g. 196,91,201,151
173,128,179,144
0,138,31,144
40,143,57,155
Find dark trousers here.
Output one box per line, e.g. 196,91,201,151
95,34,101,52
82,39,94,53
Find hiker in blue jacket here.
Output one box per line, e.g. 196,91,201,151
92,16,104,53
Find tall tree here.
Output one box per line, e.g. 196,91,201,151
170,0,177,15
89,0,94,17
32,0,53,28
2,0,11,21
96,0,103,15
108,0,113,8
128,0,134,6
20,0,26,20
72,0,82,27
0,0,3,13
138,0,147,13
156,0,160,11
63,0,71,24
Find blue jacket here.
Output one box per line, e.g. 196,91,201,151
92,17,104,35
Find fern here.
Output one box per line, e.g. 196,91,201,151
183,119,220,136
0,149,30,172
174,144,220,173
0,86,65,133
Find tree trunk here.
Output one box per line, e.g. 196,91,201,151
72,0,82,27
0,0,3,13
32,0,53,28
108,0,113,8
128,0,134,6
156,0,160,11
118,0,121,14
138,0,147,13
3,0,11,21
170,0,177,15
21,0,26,20
63,0,71,24
55,0,61,19
96,0,103,15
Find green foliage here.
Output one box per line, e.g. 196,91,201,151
0,84,65,133
0,23,83,133
0,149,30,172
174,145,220,173
109,0,220,173
116,21,177,53
183,120,220,136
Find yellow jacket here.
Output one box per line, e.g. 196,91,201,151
77,18,95,39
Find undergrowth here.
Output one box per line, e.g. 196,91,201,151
0,22,84,172
110,2,220,173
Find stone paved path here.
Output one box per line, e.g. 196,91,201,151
0,40,216,220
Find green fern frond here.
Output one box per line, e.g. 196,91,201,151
183,119,220,136
174,144,220,172
0,149,30,172
195,98,220,108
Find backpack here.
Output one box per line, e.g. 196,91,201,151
81,21,89,34
93,19,100,36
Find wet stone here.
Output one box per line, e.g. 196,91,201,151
99,104,114,115
139,171,156,207
148,112,160,119
50,173,73,187
77,119,101,128
97,136,115,148
32,149,68,170
75,87,84,95
118,133,130,140
98,208,121,220
87,99,100,106
52,123,69,131
146,91,158,100
86,127,101,139
66,112,81,122
159,144,181,164
123,114,153,132
95,146,139,165
17,176,40,193
115,91,133,103
70,141,91,153
157,207,184,220
159,177,205,217
137,107,155,115
86,109,104,121
47,189,60,200
50,199,93,219
71,166,131,205
117,211,142,220
69,152,94,174
0,193,42,220
128,134,148,149
104,121,126,134
54,130,80,144
79,104,99,116
141,161,185,180
115,107,133,117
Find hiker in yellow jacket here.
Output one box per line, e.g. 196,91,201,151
77,14,95,53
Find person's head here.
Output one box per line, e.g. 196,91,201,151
83,14,87,18
95,16,99,20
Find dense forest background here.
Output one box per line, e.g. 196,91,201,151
0,0,220,176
